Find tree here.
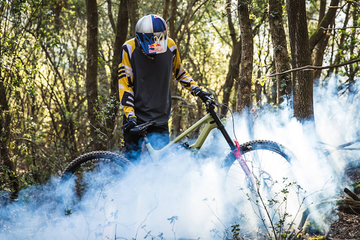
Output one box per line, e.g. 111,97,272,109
268,0,291,105
85,0,100,149
236,0,253,113
309,0,340,53
313,0,330,80
220,0,241,117
128,0,139,38
0,72,18,198
286,0,313,121
107,0,129,148
166,0,211,135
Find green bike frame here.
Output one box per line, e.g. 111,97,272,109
144,113,217,162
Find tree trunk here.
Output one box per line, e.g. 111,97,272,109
313,34,330,80
221,0,241,117
128,0,138,38
163,0,170,20
236,0,253,113
107,0,128,149
85,0,100,149
169,0,177,39
268,0,291,105
308,0,340,52
286,0,314,121
0,80,19,198
313,0,333,80
168,0,181,135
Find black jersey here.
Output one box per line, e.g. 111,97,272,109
118,38,198,125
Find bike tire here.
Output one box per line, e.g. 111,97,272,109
223,139,294,168
62,151,131,176
59,151,132,215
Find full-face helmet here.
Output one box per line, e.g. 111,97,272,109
135,14,168,55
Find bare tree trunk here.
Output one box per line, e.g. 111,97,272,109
287,0,314,121
128,0,138,38
107,0,128,149
221,0,241,117
236,0,253,113
168,0,181,135
169,0,177,39
313,0,332,80
163,0,170,20
85,0,100,149
268,0,291,105
308,0,340,52
313,34,330,80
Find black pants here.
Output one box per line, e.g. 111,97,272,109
123,117,170,163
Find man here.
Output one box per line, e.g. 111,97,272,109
118,14,211,162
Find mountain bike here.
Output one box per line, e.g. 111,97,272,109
60,96,297,231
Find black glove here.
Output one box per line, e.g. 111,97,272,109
194,87,212,103
122,116,137,134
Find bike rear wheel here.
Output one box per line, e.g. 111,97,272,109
224,140,300,235
59,151,132,215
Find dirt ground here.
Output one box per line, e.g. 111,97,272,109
314,164,360,239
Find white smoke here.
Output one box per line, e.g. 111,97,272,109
1,75,359,239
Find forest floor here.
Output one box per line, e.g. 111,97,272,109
304,163,360,240
326,166,360,240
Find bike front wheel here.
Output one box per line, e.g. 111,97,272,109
59,151,132,215
223,140,300,234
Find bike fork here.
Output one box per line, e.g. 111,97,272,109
232,140,256,188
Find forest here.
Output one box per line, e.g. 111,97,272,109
1,0,360,239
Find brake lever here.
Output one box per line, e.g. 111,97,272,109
205,96,217,108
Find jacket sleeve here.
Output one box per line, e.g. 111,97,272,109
118,41,136,119
170,39,199,94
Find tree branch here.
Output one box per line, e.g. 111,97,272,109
320,26,360,30
309,0,340,52
266,58,360,77
171,96,196,108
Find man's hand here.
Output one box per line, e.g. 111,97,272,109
194,87,212,103
122,116,137,133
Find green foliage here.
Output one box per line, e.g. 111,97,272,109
230,223,243,240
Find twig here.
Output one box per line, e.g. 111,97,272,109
266,58,360,77
320,26,360,30
134,195,159,240
171,96,196,107
344,188,360,201
203,198,227,229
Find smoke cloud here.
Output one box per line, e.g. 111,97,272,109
1,75,359,239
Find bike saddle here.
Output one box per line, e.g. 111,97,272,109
129,121,156,134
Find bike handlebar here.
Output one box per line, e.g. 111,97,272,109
204,95,217,109
129,96,218,136
129,121,156,135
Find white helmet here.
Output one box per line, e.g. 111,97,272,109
135,14,168,55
